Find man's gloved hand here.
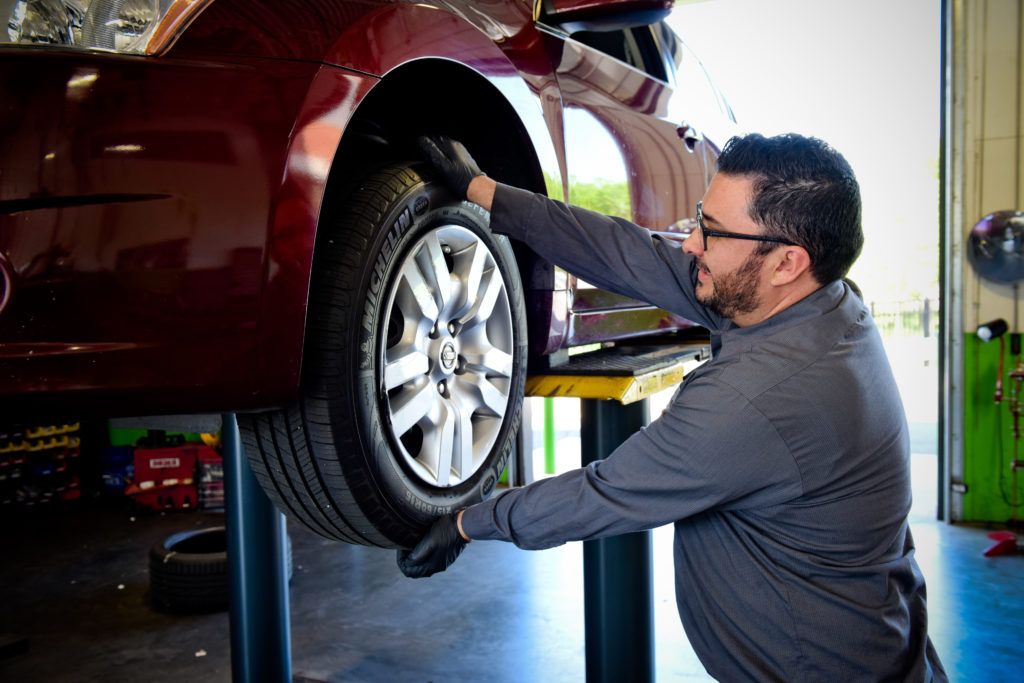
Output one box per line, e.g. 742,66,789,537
417,135,485,198
396,512,468,578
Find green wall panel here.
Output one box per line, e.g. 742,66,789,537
963,334,1024,522
107,426,203,447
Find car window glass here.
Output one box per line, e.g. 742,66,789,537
675,40,731,124
655,21,684,75
665,37,739,154
570,26,667,82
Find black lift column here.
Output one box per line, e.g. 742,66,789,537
581,398,654,683
223,413,292,682
526,342,710,683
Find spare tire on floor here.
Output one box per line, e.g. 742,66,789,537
240,163,527,549
149,526,292,613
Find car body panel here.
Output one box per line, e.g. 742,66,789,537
0,0,717,417
0,51,372,412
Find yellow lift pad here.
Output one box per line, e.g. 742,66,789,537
526,341,710,404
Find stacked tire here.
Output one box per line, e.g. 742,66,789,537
149,526,292,613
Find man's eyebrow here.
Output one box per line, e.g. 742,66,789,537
701,208,724,228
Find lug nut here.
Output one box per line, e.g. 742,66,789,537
442,245,452,254
437,380,447,395
430,323,438,337
447,322,457,335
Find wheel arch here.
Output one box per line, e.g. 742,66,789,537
300,57,554,384
241,1,568,405
321,58,550,213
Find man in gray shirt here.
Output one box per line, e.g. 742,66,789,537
399,133,946,681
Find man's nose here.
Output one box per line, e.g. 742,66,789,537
682,229,703,256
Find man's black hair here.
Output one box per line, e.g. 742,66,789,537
716,133,863,285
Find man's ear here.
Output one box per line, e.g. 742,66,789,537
769,245,813,286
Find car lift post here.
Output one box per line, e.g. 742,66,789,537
223,413,292,683
526,341,709,683
581,397,654,683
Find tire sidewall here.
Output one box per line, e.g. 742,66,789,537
352,172,526,528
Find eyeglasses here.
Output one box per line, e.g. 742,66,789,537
695,201,797,252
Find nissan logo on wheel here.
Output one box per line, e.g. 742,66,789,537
441,342,457,370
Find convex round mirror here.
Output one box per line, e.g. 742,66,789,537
968,210,1024,283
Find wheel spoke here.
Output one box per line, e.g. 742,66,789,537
383,349,429,390
459,268,503,329
419,233,452,313
461,373,508,418
456,241,488,319
426,403,455,487
400,262,439,323
389,380,437,436
453,402,474,481
463,346,513,378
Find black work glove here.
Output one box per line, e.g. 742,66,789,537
417,135,485,198
396,513,468,579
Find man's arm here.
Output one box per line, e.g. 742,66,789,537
488,182,727,330
460,376,802,549
419,135,727,331
398,372,801,576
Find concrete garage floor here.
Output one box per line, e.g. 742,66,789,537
0,494,1021,681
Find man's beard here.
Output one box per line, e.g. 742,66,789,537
696,251,766,319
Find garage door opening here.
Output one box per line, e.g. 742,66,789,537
669,0,943,521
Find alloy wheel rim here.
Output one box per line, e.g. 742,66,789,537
379,224,514,488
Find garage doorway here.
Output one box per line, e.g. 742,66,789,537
670,0,943,520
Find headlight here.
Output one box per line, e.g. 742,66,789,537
2,0,211,55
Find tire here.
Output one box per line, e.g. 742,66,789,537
240,163,527,548
149,526,293,613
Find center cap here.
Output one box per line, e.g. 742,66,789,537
440,341,457,371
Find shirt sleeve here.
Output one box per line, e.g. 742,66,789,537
460,374,804,549
490,183,729,332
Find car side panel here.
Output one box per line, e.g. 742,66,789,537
1,2,568,416
0,50,374,415
1,1,709,415
254,65,378,410
176,1,565,189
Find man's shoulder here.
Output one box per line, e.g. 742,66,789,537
716,290,879,401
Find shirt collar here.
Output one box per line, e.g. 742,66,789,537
716,280,850,352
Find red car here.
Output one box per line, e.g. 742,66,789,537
0,0,734,547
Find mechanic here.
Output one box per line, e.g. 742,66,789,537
399,133,946,681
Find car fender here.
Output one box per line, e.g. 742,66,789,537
253,4,567,401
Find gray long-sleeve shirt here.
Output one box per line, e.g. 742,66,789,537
461,184,946,682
